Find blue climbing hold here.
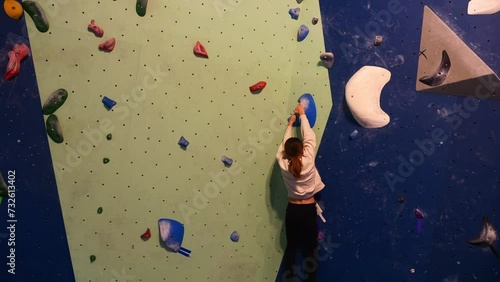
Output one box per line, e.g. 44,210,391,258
102,96,116,110
221,156,233,167
230,231,239,242
158,218,192,257
292,93,317,128
297,25,309,42
178,136,189,149
289,8,300,20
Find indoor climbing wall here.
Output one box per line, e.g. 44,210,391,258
1,0,331,281
311,0,500,281
3,0,499,281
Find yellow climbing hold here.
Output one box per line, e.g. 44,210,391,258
4,0,23,20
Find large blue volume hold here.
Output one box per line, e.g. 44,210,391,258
292,93,317,128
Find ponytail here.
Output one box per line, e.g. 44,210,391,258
284,137,304,180
288,156,303,180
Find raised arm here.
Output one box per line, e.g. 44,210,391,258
276,114,296,160
300,114,316,151
294,104,316,158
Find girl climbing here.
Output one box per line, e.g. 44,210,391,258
276,103,325,282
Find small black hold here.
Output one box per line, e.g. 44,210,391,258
106,134,112,140
398,196,405,203
419,50,451,87
103,158,110,164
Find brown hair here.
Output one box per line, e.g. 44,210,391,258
284,137,303,179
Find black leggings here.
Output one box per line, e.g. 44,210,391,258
282,202,318,282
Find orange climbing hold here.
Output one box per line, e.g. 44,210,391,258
4,0,23,20
193,41,208,58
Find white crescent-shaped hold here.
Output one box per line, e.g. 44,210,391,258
468,0,500,15
345,66,391,129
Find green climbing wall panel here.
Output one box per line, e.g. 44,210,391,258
26,0,332,281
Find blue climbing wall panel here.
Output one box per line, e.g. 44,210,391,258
0,12,75,282
307,0,500,281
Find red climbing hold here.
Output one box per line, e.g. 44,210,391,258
193,41,208,58
141,228,151,240
4,43,30,80
99,38,115,52
88,19,104,37
249,81,267,93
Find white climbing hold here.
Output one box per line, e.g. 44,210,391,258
468,0,500,15
345,66,391,129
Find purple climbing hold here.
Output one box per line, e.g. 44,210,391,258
414,208,424,234
296,0,303,3
46,114,64,144
312,17,319,25
102,96,116,110
414,208,424,219
320,52,334,68
317,230,325,241
230,231,239,242
221,156,233,167
289,8,300,20
297,25,309,42
178,136,189,149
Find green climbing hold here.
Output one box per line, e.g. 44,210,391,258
106,134,112,140
90,255,96,263
42,88,68,115
97,207,103,214
136,0,148,17
46,114,64,143
22,1,49,33
103,158,110,164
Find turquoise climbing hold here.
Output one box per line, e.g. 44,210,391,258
22,1,49,33
46,114,64,143
42,88,68,115
136,0,148,17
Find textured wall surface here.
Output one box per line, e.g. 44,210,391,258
314,0,500,281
